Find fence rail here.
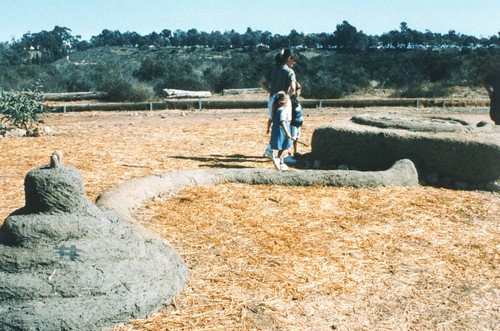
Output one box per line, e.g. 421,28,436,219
45,98,489,112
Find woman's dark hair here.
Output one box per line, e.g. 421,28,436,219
280,49,294,64
274,53,282,65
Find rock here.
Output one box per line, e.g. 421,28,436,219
6,128,27,137
43,126,53,135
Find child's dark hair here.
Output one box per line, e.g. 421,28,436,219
272,91,289,117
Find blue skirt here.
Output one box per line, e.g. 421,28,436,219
270,110,291,151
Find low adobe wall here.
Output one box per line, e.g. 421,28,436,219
311,114,500,188
96,161,419,224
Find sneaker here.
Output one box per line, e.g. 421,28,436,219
263,145,273,159
279,163,289,171
283,155,297,164
272,157,280,170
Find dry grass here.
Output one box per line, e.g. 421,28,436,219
126,184,499,331
1,105,498,330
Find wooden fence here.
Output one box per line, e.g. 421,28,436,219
45,98,489,112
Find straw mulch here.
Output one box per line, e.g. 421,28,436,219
0,105,498,330
125,184,499,331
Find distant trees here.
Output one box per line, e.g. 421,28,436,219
10,26,76,63
3,22,499,62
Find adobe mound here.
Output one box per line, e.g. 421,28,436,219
0,152,188,331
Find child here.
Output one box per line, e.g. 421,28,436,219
289,83,303,157
269,91,292,171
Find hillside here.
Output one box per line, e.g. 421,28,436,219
2,44,499,101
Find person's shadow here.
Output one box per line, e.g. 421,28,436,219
169,154,270,168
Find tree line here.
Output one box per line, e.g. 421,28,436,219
3,22,500,65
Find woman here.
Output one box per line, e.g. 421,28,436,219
259,49,298,159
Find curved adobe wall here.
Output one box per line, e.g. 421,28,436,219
95,162,419,222
312,114,500,187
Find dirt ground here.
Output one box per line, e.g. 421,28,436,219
1,101,499,330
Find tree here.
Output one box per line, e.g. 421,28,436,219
242,28,258,49
259,31,273,47
91,29,124,47
304,33,321,49
0,42,23,65
10,26,74,63
135,57,166,80
316,32,331,49
333,21,361,50
227,30,243,48
122,31,145,47
209,31,230,49
171,30,186,46
397,22,412,48
185,29,200,46
288,30,305,47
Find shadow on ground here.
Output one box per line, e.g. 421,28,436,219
170,154,270,169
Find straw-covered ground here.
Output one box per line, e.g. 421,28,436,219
1,101,499,330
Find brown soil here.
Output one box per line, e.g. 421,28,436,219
1,102,498,330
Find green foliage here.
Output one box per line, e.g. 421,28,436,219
10,26,75,64
100,78,153,102
1,44,500,101
297,53,370,98
0,85,46,134
135,57,166,80
76,57,154,102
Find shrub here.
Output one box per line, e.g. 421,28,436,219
393,83,451,98
99,77,153,102
0,85,46,135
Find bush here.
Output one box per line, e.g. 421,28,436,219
99,78,153,102
393,83,451,98
92,59,154,102
0,85,46,135
2,46,500,101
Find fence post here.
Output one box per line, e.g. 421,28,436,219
149,102,153,111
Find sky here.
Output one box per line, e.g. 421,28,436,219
0,0,499,43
